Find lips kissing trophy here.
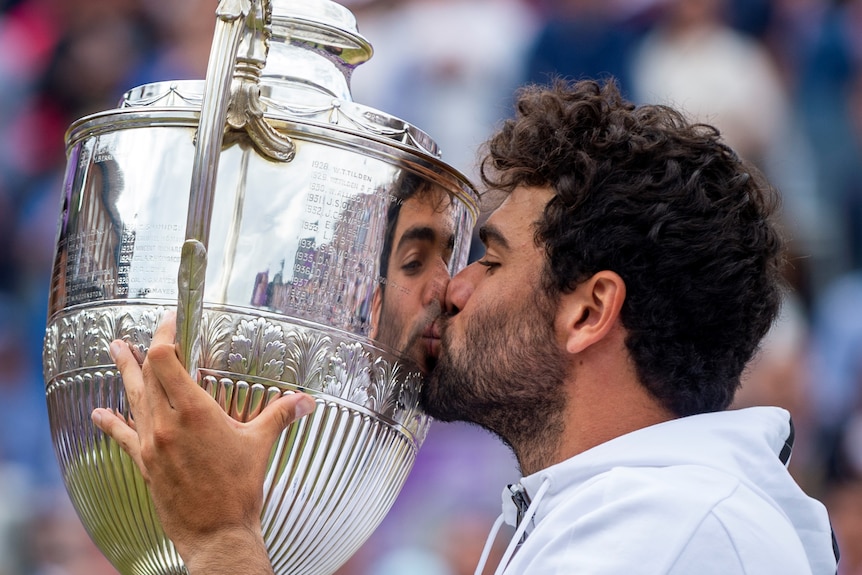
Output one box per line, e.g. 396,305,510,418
41,1,478,573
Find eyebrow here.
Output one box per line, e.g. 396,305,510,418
396,226,456,252
396,226,437,251
478,223,510,251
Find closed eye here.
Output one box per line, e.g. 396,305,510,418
401,259,423,275
477,260,499,273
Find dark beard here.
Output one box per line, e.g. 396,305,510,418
421,291,568,473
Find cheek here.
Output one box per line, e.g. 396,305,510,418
382,284,421,318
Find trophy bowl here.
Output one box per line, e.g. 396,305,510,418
41,1,478,573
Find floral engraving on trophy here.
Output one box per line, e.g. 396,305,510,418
199,312,233,370
324,342,372,406
43,304,430,440
367,356,401,419
42,324,58,383
117,306,164,360
228,317,287,380
284,329,331,391
394,370,427,439
57,311,113,374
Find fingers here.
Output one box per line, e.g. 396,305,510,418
145,310,206,410
145,311,211,410
91,408,147,478
106,310,179,461
153,309,178,344
109,337,155,437
106,309,317,463
248,392,317,443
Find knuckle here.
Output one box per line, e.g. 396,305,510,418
125,386,142,406
149,427,174,451
146,342,176,364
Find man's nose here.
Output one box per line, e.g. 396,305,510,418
422,258,451,308
444,261,480,315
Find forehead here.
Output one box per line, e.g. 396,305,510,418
394,189,457,237
483,186,554,246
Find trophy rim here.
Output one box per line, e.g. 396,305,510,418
63,95,481,220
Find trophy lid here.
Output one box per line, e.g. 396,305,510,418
266,0,374,102
271,0,373,64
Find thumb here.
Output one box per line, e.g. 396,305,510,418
249,392,316,440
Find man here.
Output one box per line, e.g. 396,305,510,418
93,79,838,574
370,175,458,371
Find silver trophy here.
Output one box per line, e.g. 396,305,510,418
41,1,478,573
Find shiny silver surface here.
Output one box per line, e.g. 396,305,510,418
43,1,478,573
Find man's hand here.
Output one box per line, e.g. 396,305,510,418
91,311,317,574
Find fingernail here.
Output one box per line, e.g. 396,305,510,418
295,396,316,419
128,342,145,365
109,341,122,361
92,410,102,426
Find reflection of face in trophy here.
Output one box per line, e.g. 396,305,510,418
371,180,457,372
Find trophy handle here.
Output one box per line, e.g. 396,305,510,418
177,0,295,374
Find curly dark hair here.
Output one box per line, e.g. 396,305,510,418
481,79,785,417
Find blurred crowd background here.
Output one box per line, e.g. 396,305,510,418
1,0,861,573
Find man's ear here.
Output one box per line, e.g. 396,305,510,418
370,285,383,339
556,271,626,355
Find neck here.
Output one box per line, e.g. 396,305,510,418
564,378,675,459
506,409,568,477
511,357,675,477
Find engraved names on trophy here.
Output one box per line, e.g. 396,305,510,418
124,222,184,298
58,228,117,305
54,223,185,305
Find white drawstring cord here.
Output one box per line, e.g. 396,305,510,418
493,477,551,575
473,477,553,575
474,513,507,575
